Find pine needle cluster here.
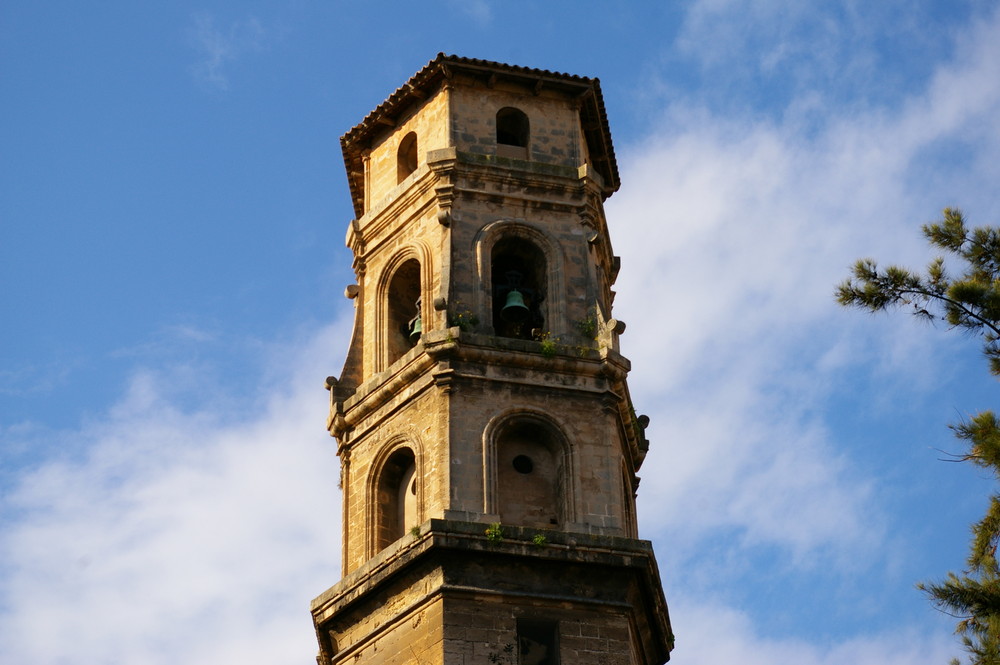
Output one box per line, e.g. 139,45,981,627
838,208,1000,373
838,209,1000,665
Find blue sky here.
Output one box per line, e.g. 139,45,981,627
3,1,1000,663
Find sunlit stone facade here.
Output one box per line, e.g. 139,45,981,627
311,54,673,665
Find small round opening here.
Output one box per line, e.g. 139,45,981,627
512,455,534,474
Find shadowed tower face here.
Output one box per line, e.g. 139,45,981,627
312,54,673,665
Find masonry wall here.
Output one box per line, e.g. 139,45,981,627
340,346,636,572
340,383,451,574
323,566,445,665
441,164,604,343
435,543,651,665
340,153,632,568
444,360,631,535
352,185,443,382
448,78,585,168
443,596,637,665
364,89,450,214
321,60,670,665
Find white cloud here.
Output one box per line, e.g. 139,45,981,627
668,596,956,665
0,321,348,665
613,2,1000,581
675,0,863,92
5,6,1000,665
188,13,268,91
0,360,73,397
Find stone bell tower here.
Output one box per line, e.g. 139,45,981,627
311,54,673,665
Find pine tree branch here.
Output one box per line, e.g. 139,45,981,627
839,209,1000,665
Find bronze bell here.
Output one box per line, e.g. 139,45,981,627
501,289,529,322
408,298,422,342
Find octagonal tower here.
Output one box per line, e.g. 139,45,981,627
311,54,673,665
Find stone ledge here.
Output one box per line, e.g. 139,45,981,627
334,328,632,438
310,517,673,664
311,517,661,616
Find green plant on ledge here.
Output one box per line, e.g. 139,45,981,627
538,332,558,358
531,532,548,548
484,522,504,543
447,303,479,332
410,525,422,538
575,309,598,340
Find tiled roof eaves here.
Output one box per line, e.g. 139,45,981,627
341,55,620,218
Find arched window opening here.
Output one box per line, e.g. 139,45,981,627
491,238,545,339
387,258,421,365
376,448,417,551
496,108,529,147
496,420,564,528
397,132,418,184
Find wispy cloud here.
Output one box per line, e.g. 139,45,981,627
188,13,268,91
670,0,959,117
669,596,956,664
3,5,1000,665
0,361,74,397
612,0,1000,616
0,321,347,664
446,0,492,26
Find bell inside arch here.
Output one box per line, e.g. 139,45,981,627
408,315,422,341
501,289,529,322
408,298,422,342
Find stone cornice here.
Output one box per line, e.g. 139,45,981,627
330,328,635,448
427,148,605,208
347,149,607,262
310,518,673,663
